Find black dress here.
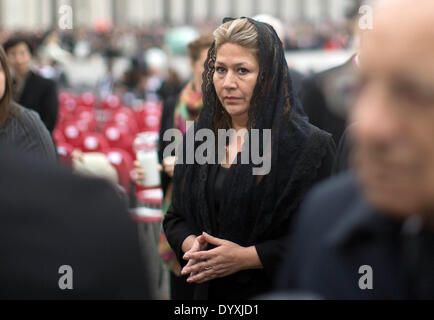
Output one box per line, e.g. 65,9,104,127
165,141,336,300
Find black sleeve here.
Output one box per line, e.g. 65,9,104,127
40,79,59,133
256,137,335,280
163,205,201,266
255,236,288,281
299,77,325,127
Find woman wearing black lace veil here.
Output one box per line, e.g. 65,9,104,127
163,17,335,300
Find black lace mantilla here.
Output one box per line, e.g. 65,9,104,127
171,17,333,245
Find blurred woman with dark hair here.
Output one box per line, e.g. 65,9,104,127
0,45,57,163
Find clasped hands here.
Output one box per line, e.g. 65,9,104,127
181,232,253,284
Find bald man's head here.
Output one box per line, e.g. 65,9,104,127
351,0,434,224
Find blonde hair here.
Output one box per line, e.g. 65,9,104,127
213,18,258,53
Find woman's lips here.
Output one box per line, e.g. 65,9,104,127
224,97,241,102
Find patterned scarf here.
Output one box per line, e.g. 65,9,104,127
173,82,203,134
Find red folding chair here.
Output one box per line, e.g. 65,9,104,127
98,94,122,125
109,107,139,135
134,101,162,133
77,91,96,109
60,121,83,148
79,132,110,153
102,124,135,158
75,107,97,132
106,148,134,193
52,128,66,145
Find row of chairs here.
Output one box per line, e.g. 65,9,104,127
54,91,163,207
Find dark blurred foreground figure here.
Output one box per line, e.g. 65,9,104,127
0,148,151,299
276,0,434,299
3,36,59,133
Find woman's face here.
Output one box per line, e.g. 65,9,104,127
0,64,5,100
213,43,259,124
6,42,32,76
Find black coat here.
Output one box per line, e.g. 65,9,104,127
0,149,150,299
164,137,336,300
300,57,358,144
276,172,434,299
15,71,59,133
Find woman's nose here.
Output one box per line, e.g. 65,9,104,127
223,71,237,89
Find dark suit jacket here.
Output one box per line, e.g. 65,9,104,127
16,71,59,133
276,172,434,299
0,149,150,299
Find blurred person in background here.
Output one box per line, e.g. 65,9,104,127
299,1,363,145
142,48,169,102
135,33,214,300
253,14,305,97
37,32,71,90
0,45,57,163
276,0,434,299
3,36,59,133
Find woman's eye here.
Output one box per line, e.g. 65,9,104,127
216,67,226,74
238,68,249,75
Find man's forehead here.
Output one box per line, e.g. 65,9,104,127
360,1,434,72
372,0,434,40
8,42,30,52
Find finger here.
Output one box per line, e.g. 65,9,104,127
181,259,197,274
187,269,215,283
181,258,207,275
182,260,212,275
183,243,200,260
158,164,163,171
198,235,207,244
188,250,215,261
202,232,224,246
